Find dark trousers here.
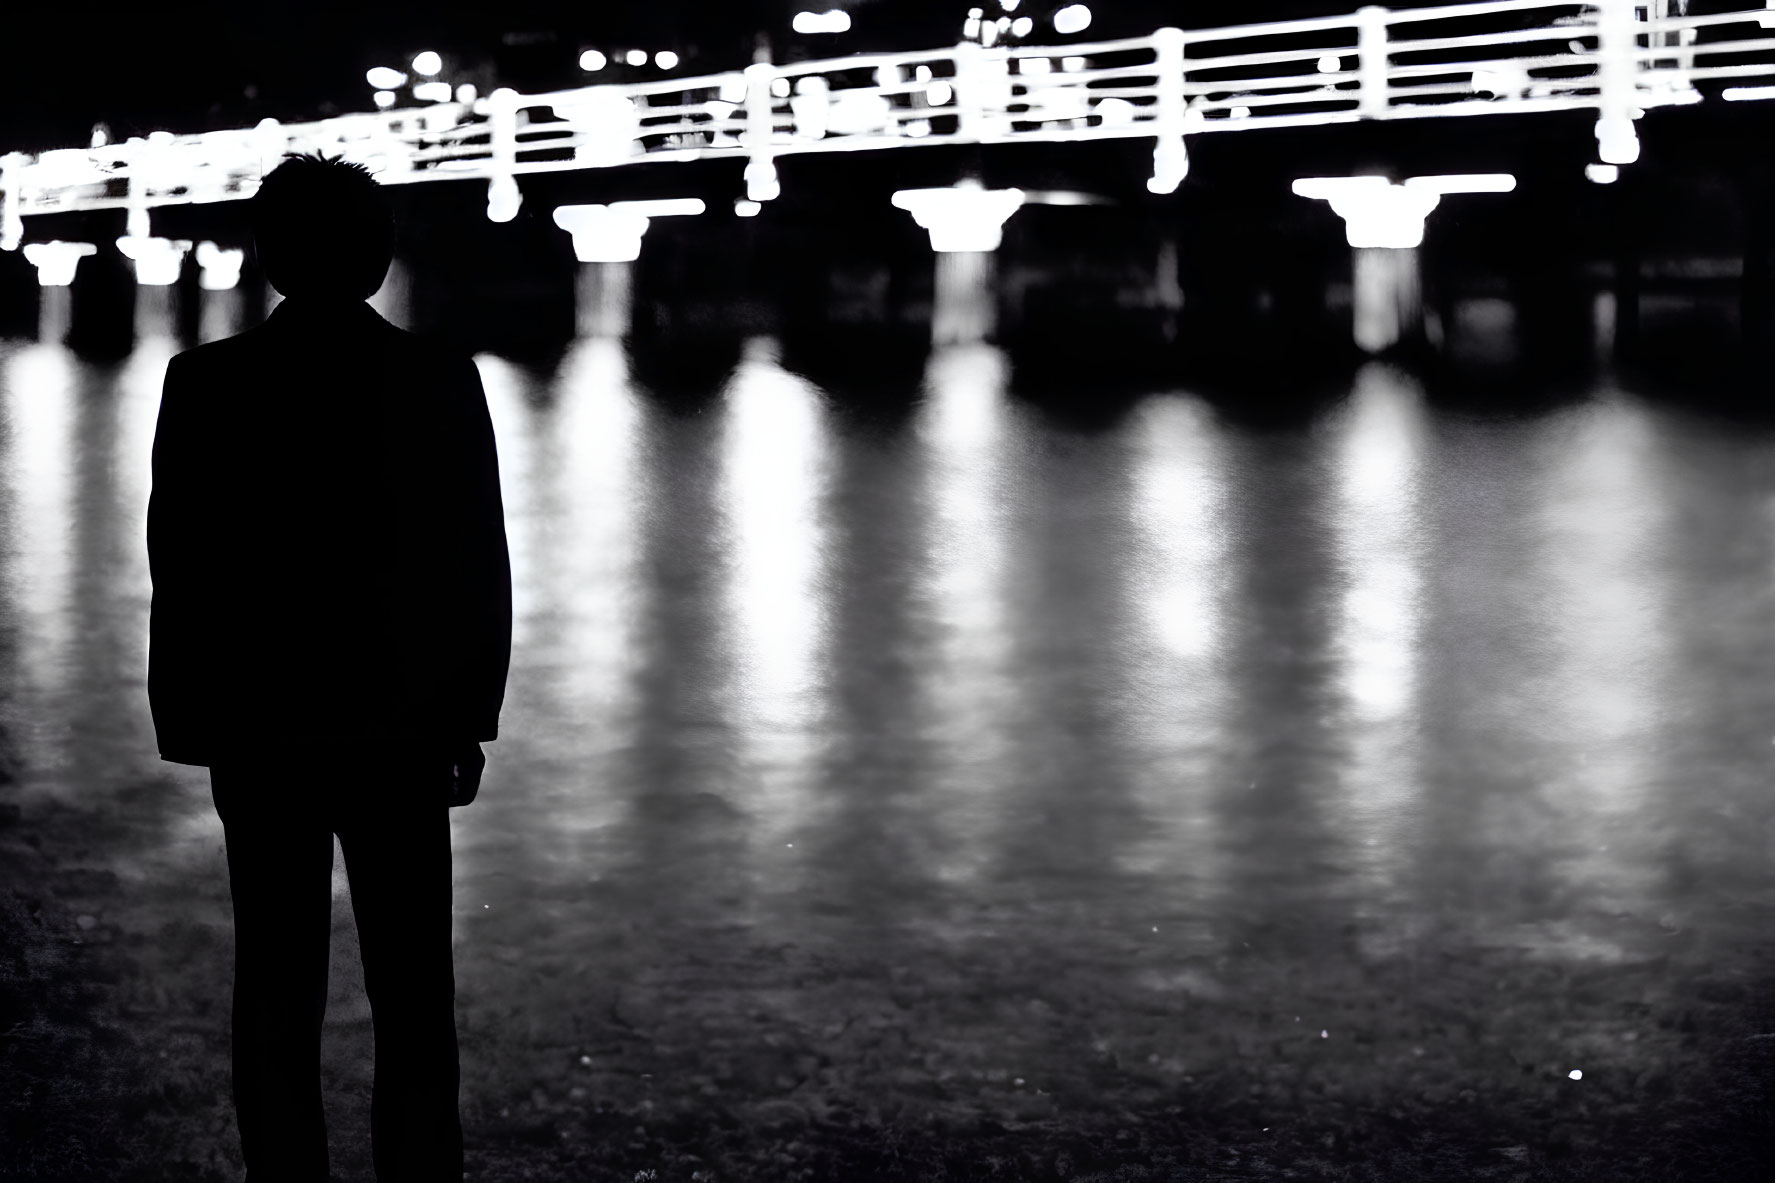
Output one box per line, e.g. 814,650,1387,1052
211,748,464,1183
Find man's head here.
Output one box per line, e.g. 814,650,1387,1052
250,153,394,301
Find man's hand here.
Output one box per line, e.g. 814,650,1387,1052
450,743,486,807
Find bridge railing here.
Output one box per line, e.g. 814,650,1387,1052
4,0,1775,247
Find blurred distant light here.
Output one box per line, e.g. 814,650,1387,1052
456,83,477,103
367,66,407,89
1021,57,1051,75
915,64,933,82
734,199,761,217
579,49,607,71
906,119,933,137
1062,55,1086,71
487,175,522,223
792,11,851,34
613,198,705,218
412,51,442,76
195,241,243,290
1002,0,1020,10
116,236,190,285
90,126,109,148
770,77,792,97
892,183,1026,252
373,90,396,109
1011,16,1032,37
1147,136,1188,193
22,241,95,286
1585,162,1619,184
1723,84,1775,101
1054,4,1092,35
1317,54,1343,73
926,81,954,105
703,99,738,120
413,81,453,103
719,76,747,102
1594,115,1639,164
1230,105,1251,118
744,159,780,202
965,13,982,39
1097,97,1136,126
996,17,1011,32
625,49,647,66
656,51,679,69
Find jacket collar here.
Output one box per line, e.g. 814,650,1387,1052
265,297,389,331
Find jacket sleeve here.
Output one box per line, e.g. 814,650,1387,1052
452,356,512,742
146,353,216,765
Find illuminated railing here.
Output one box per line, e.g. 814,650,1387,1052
2,0,1773,248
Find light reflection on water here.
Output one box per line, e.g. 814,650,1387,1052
2,319,1774,991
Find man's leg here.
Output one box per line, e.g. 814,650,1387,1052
337,757,463,1183
212,764,335,1182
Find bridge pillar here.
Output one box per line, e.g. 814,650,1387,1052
892,182,1026,345
1741,168,1774,358
1350,246,1424,355
1293,174,1515,355
66,235,135,359
576,262,632,338
0,242,40,339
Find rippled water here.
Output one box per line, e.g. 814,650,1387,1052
4,295,1775,1176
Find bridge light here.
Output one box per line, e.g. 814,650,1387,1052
1722,84,1775,101
1011,17,1033,37
456,84,477,104
487,175,522,223
1317,54,1343,74
1002,0,1020,10
745,159,780,202
1097,97,1136,126
625,50,647,67
579,49,607,72
22,241,96,287
373,90,396,109
925,81,954,106
1292,174,1514,249
413,81,453,104
116,236,191,285
412,51,442,77
196,241,244,290
892,182,1026,253
792,11,851,35
1595,115,1639,164
734,199,761,217
770,77,792,97
1053,5,1092,36
656,51,680,70
1585,163,1619,184
366,67,407,90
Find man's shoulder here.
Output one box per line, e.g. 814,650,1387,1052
167,324,265,381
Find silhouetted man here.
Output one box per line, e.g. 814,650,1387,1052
147,153,512,1183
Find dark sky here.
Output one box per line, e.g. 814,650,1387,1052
1,1,1442,151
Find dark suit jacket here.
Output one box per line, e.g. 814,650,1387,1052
147,297,512,767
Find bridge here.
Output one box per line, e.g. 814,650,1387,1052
3,0,1774,353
